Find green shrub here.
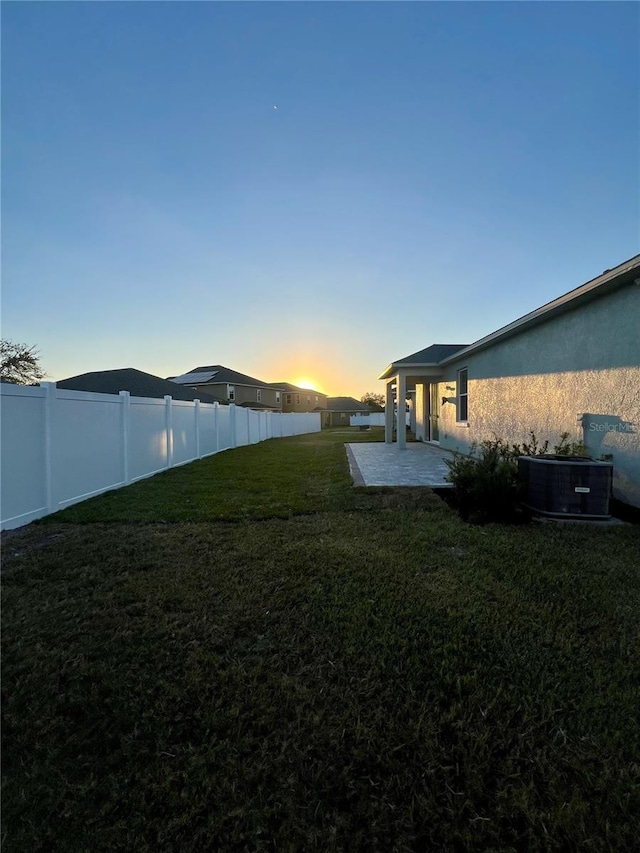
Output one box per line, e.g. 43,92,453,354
552,431,588,457
514,430,549,457
445,438,523,524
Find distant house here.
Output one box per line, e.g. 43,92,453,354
170,365,283,410
56,368,225,404
268,382,328,413
323,396,371,428
379,254,640,508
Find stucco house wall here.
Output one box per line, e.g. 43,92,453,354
433,284,640,507
281,390,327,413
187,382,282,409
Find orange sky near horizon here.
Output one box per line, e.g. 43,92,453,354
255,346,384,401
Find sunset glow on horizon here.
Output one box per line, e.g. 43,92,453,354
294,378,322,393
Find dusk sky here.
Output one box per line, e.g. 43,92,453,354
3,1,638,398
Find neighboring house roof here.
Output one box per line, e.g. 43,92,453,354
325,396,371,412
380,254,640,379
237,400,274,409
170,365,277,389
56,368,225,403
268,382,326,395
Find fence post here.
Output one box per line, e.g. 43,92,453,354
194,399,201,458
43,382,56,515
230,403,237,448
119,390,131,485
247,407,252,444
213,402,219,452
165,395,174,468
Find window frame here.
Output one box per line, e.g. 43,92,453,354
456,368,468,423
228,384,235,402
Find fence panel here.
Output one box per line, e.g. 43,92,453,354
281,415,294,437
260,411,269,441
198,403,217,456
350,413,385,427
235,408,250,448
216,404,232,450
53,390,124,507
172,400,198,466
271,414,283,438
1,385,48,527
129,397,169,480
248,409,260,444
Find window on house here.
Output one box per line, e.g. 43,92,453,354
275,391,281,403
315,395,319,403
307,396,311,405
296,395,300,405
257,389,262,402
457,369,468,421
286,394,292,405
228,384,235,401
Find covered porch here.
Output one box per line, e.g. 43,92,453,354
377,344,467,450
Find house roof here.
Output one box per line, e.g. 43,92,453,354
237,400,277,409
379,253,640,379
268,382,326,396
378,344,468,379
325,396,371,412
56,368,225,403
171,365,277,389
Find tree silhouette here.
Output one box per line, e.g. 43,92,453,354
360,392,385,411
0,340,46,385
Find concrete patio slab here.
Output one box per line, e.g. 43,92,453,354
346,442,454,488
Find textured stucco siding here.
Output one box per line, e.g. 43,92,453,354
282,393,327,413
436,284,640,507
190,383,282,408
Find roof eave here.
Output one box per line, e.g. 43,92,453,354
378,363,444,380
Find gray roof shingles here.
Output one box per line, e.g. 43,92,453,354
171,365,276,389
57,368,225,403
391,344,469,366
326,396,370,412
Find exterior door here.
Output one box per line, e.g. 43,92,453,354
429,383,440,442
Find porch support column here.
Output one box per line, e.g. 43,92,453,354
385,379,394,443
397,372,407,450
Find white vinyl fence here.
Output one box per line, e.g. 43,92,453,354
350,413,386,427
1,382,321,530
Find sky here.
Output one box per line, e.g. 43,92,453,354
2,1,638,398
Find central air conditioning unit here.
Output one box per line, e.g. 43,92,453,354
517,455,613,519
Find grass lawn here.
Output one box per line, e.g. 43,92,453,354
3,428,639,851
